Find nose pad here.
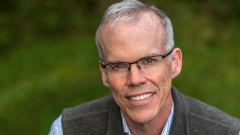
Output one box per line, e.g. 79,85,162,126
128,63,141,71
137,64,141,70
128,67,131,71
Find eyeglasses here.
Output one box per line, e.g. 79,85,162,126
101,48,174,75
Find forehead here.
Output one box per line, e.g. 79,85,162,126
100,12,166,62
102,11,164,37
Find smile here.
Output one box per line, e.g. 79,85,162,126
129,93,154,101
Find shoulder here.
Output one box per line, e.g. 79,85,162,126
184,95,240,125
183,94,240,134
62,95,114,119
171,86,240,134
61,95,116,134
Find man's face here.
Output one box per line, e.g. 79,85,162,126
99,12,182,124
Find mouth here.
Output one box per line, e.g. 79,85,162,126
128,93,154,101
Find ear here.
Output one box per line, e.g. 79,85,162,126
99,60,110,87
171,48,182,79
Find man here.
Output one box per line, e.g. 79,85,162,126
49,0,240,135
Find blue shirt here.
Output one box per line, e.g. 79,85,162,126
48,115,63,135
48,104,174,135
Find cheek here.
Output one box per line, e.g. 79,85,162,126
107,75,126,94
145,66,172,98
147,65,172,84
107,76,128,108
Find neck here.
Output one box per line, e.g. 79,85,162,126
125,94,173,135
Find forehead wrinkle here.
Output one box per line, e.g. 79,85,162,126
106,53,150,64
100,12,167,62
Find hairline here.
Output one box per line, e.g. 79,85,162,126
95,1,174,59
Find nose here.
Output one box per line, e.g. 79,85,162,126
128,62,141,71
126,64,147,86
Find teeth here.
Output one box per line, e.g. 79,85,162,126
130,93,153,101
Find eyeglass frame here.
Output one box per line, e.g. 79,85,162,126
100,48,174,71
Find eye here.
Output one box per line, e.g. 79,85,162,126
110,63,128,70
142,58,156,64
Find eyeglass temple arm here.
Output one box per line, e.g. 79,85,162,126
162,48,174,59
100,60,106,68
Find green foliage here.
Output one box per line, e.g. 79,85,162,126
0,0,239,135
0,37,110,135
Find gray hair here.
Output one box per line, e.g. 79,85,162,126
95,0,174,58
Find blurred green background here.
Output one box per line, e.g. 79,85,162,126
0,0,239,134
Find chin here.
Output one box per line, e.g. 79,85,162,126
126,109,158,124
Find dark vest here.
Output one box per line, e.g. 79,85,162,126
62,86,240,135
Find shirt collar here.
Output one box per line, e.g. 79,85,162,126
121,103,175,135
